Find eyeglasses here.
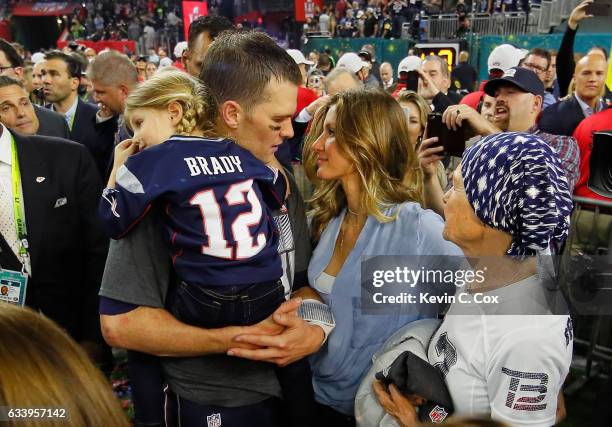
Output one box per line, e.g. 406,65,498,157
523,63,548,73
0,65,14,74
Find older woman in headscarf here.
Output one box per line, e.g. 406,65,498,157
374,132,574,427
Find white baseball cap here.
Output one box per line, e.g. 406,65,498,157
173,41,188,59
487,44,526,73
159,57,173,68
286,49,314,66
336,52,369,74
397,55,422,77
31,52,45,64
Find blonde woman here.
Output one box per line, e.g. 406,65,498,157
396,90,447,197
306,89,463,425
0,305,129,427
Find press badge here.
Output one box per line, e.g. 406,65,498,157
0,268,28,306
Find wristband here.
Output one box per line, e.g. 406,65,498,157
298,299,335,344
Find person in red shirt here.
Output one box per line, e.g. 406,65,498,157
335,0,348,19
571,107,611,249
572,108,612,201
286,49,319,115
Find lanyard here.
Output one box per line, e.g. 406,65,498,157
10,134,29,262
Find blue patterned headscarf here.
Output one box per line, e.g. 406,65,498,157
461,132,573,256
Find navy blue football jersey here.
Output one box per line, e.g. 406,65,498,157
99,135,283,287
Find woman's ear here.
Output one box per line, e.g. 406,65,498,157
167,101,184,127
219,100,243,130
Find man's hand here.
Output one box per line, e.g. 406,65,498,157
417,68,441,101
228,298,325,367
98,102,113,119
568,0,594,30
442,104,499,135
418,137,444,179
372,381,421,427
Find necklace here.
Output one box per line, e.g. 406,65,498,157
339,209,366,250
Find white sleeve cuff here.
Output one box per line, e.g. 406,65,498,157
295,108,313,123
298,299,335,344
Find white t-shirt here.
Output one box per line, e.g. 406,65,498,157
428,275,573,427
319,13,330,33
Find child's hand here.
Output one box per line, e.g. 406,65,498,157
107,139,139,188
113,139,139,170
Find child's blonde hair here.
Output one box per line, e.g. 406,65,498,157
125,69,217,136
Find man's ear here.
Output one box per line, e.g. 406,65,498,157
219,100,243,130
13,67,24,80
119,84,130,98
533,94,543,113
70,76,80,91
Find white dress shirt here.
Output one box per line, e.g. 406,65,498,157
52,95,79,130
574,92,605,118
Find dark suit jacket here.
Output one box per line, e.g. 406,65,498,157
68,98,117,178
538,94,608,136
34,105,70,139
0,130,109,341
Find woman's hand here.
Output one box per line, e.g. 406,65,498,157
227,298,325,367
372,381,421,427
418,137,444,179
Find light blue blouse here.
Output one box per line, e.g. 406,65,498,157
308,202,464,415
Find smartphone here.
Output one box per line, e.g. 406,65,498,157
426,112,467,158
405,70,419,92
586,1,611,16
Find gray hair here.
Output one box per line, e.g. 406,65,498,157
87,51,138,88
324,68,363,91
422,55,450,79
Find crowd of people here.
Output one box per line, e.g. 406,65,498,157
304,0,530,39
0,0,610,426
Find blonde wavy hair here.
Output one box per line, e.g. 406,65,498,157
305,89,424,240
396,90,430,142
0,305,129,427
125,69,217,136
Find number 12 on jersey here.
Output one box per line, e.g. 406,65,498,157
190,179,266,260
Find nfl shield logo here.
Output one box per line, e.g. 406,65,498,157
428,405,448,423
206,413,222,427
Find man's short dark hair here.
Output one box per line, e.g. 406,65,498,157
188,16,234,48
0,75,25,89
0,38,24,68
199,30,302,111
318,53,332,68
44,51,83,78
527,48,551,69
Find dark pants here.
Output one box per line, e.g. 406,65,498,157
128,350,165,427
168,280,285,328
165,390,280,427
129,280,316,427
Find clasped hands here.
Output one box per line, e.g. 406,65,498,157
226,297,326,367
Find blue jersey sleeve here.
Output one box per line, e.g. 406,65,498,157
98,149,169,239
